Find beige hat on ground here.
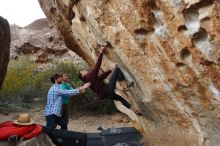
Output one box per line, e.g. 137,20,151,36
13,113,35,126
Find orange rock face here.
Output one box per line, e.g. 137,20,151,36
38,0,220,145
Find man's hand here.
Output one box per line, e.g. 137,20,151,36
109,63,118,71
99,46,105,54
79,82,91,93
83,82,91,89
71,82,76,88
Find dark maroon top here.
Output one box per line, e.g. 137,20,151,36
81,52,111,99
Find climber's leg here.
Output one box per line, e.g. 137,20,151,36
108,92,131,109
107,67,134,93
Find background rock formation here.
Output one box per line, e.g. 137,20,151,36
38,0,220,145
0,16,10,89
10,18,83,70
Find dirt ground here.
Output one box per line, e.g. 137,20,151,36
0,106,132,133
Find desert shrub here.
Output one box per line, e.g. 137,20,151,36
69,93,117,114
0,57,52,105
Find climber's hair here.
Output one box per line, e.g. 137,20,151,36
78,70,83,81
50,73,62,83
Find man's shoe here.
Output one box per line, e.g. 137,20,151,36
123,81,135,91
127,81,134,88
130,107,142,116
8,135,17,143
134,110,143,116
7,135,18,146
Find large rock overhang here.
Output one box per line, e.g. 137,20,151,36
38,0,220,145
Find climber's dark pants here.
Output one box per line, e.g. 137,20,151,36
105,67,131,109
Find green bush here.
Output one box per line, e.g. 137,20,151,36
0,57,52,105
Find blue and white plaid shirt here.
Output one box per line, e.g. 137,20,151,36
45,84,80,117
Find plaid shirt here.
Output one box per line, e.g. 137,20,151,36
45,84,80,117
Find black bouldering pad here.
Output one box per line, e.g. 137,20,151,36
44,127,142,146
87,127,142,146
44,127,87,146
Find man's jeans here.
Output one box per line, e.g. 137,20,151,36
45,114,67,131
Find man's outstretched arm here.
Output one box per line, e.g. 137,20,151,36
57,83,90,96
88,46,105,77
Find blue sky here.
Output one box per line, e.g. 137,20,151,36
0,0,46,27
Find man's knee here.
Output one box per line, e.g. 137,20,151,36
115,68,125,81
46,115,57,129
111,66,120,73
